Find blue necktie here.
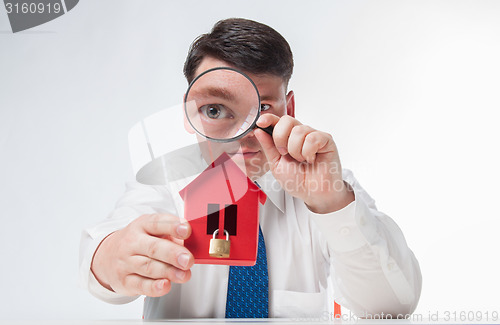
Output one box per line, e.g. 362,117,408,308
225,226,269,318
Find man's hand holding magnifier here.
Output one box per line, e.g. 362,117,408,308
255,114,355,214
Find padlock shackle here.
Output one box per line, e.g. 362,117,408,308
212,228,229,240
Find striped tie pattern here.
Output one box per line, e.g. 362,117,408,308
225,226,269,318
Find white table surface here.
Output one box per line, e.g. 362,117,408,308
2,319,500,325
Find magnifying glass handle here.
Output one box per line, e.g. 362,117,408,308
257,125,274,136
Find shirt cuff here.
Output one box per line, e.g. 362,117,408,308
308,193,379,253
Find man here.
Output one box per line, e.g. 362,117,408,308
80,18,422,319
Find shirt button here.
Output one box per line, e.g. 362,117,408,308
388,262,395,271
359,217,366,226
340,227,350,236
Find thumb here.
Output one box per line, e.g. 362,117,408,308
255,114,281,166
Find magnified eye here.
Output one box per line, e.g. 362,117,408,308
200,104,232,119
207,105,220,118
261,104,271,112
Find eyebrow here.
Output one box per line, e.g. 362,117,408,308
191,86,237,102
259,94,279,102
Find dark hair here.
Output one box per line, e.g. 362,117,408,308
183,18,294,85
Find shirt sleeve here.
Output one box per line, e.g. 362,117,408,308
309,169,422,317
79,181,178,304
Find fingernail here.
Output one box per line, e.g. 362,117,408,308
175,269,186,280
278,147,287,155
178,253,190,268
156,280,165,290
176,224,188,237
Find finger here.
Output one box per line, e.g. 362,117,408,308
129,255,191,284
301,131,334,164
256,112,280,129
272,115,302,155
302,131,336,162
287,125,316,163
122,274,171,297
255,114,282,166
137,214,191,240
135,234,195,271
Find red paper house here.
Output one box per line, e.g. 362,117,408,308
179,153,266,266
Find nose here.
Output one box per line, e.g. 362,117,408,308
245,129,256,138
236,129,257,147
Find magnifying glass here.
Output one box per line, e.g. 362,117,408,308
184,67,273,143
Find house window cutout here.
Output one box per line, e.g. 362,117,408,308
206,204,220,235
224,204,237,236
206,203,237,236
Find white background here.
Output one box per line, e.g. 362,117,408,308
1,0,500,320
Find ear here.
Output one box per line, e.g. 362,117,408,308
183,93,195,134
286,90,295,117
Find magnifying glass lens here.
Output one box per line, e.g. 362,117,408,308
184,68,261,142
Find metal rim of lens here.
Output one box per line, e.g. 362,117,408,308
184,66,261,143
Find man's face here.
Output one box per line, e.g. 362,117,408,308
187,57,295,180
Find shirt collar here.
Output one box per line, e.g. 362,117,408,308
255,171,285,213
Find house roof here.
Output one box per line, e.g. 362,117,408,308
179,152,264,205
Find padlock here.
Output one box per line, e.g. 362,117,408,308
209,229,230,258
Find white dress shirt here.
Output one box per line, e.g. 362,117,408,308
79,169,422,319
